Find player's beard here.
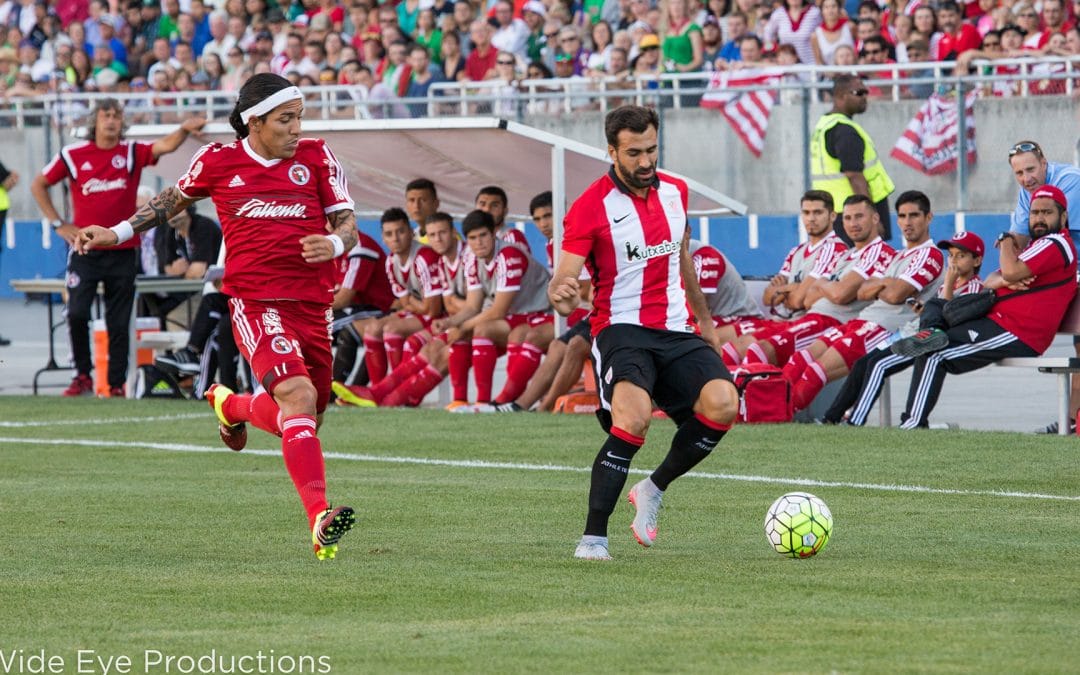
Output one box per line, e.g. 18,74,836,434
617,160,656,191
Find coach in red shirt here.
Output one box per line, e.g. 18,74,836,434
893,185,1078,428
549,105,739,561
31,100,204,397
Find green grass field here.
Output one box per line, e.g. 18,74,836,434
0,396,1077,674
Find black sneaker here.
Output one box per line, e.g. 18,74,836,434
494,401,524,412
891,328,949,358
0,335,10,347
156,346,201,374
1037,419,1076,435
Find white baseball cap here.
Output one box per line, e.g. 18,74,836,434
523,0,547,16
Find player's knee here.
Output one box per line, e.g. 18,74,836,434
273,376,318,412
697,379,739,425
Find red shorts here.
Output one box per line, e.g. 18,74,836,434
507,312,553,330
713,315,773,336
755,313,840,363
818,319,888,369
395,310,438,331
229,298,334,413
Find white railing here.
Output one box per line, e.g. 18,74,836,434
1,56,1077,129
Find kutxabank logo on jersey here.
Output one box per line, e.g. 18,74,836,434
624,238,681,262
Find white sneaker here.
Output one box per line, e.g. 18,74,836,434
574,535,612,560
450,402,497,414
627,478,663,547
471,403,497,413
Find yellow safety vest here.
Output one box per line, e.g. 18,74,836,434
810,112,895,208
0,186,8,212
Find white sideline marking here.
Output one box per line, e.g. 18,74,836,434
1,436,1078,502
0,413,206,428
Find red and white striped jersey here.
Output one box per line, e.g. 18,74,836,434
41,139,158,250
385,240,445,303
859,239,944,331
175,137,354,304
778,232,848,283
562,168,691,336
497,225,530,250
947,276,984,297
690,241,763,319
439,240,474,301
337,231,395,313
467,240,552,315
809,237,896,322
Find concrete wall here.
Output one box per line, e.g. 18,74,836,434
1,95,1077,220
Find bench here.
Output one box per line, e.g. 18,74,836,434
993,293,1080,436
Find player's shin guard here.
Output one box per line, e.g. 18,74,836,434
720,342,742,369
471,338,498,403
363,335,388,384
782,349,812,384
382,364,444,407
449,340,472,402
495,342,544,404
384,333,405,369
650,413,730,491
248,391,283,436
403,332,429,360
791,361,828,412
584,426,644,537
369,354,428,403
281,415,328,528
742,342,770,365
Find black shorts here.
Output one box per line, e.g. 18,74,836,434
557,316,593,345
592,324,731,429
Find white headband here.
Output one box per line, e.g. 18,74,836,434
239,86,303,124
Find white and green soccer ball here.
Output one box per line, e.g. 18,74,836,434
764,492,833,558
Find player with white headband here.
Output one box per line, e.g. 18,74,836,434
76,73,360,561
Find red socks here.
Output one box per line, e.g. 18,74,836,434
743,342,770,365
281,414,328,528
382,364,445,407
496,342,544,404
472,338,498,403
792,361,829,412
449,340,471,402
782,349,812,384
363,335,387,384
720,342,741,369
222,391,282,437
384,333,404,369
370,354,428,402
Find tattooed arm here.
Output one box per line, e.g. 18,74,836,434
300,208,359,264
74,187,197,254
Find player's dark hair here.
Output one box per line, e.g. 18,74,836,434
895,190,931,215
738,34,763,48
426,211,454,229
843,193,874,210
86,98,126,142
832,73,861,97
604,105,659,147
461,209,496,236
529,191,552,215
407,177,438,198
229,72,294,139
475,185,507,206
801,189,834,212
381,207,410,225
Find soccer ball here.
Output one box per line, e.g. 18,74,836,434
764,492,833,558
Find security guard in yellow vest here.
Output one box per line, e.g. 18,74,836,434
810,74,895,243
0,159,17,346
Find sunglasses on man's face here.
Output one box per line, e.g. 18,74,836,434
497,59,515,65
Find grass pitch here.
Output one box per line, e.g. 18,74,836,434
0,397,1077,673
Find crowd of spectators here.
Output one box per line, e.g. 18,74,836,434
0,0,1077,117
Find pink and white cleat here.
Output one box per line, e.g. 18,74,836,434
627,478,663,547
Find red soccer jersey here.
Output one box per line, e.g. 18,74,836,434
40,140,158,250
991,231,1078,353
562,168,690,336
385,241,445,303
497,226,529,250
175,137,354,304
338,231,394,313
691,243,724,295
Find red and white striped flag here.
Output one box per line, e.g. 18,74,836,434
890,90,977,175
701,68,783,158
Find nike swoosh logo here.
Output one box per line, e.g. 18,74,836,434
614,214,631,223
606,451,631,461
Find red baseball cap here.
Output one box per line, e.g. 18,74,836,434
937,231,985,258
1031,184,1068,211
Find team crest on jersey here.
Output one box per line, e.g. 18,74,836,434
179,161,204,191
66,271,80,289
288,163,310,186
270,336,294,355
111,155,126,169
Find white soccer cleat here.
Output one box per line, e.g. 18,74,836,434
627,478,664,547
574,535,612,560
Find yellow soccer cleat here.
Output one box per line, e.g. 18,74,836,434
206,384,247,451
312,505,356,560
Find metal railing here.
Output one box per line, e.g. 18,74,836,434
1,55,1078,130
